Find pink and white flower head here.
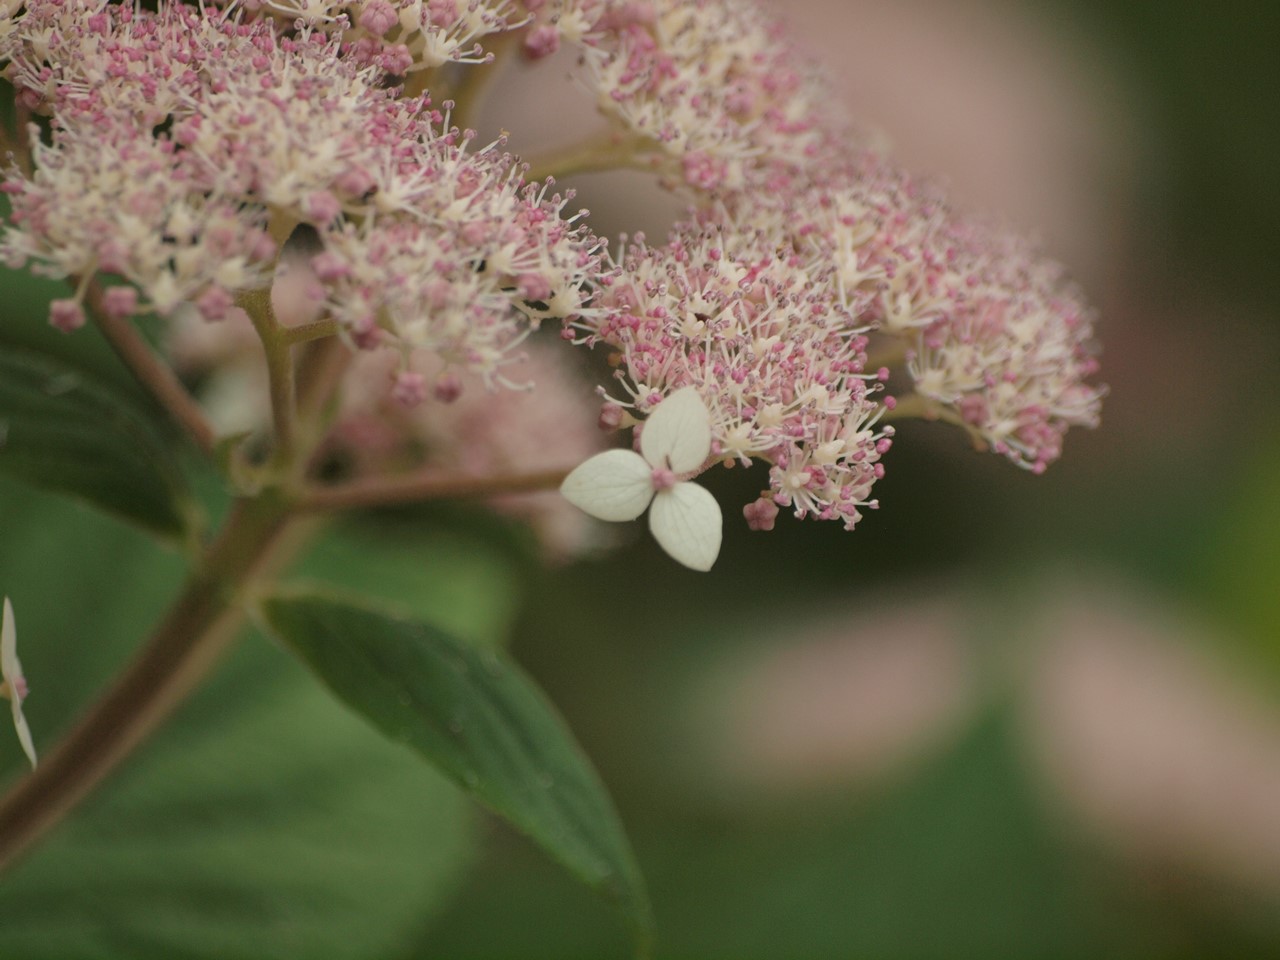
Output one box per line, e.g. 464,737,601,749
314,154,607,385
561,386,722,571
262,0,528,73
795,151,1104,472
567,0,853,194
1,598,36,769
0,0,609,385
569,206,893,531
0,0,1103,571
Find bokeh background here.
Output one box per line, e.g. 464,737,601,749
1,0,1279,957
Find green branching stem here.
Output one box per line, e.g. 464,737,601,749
524,130,654,183
241,287,299,469
279,317,342,348
295,336,354,464
883,392,989,448
0,273,576,870
0,98,34,177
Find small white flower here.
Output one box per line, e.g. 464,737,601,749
561,387,723,571
1,597,37,769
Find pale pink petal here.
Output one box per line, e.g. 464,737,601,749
639,387,712,475
560,449,654,522
648,481,722,571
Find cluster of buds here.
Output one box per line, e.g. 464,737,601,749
0,0,1103,570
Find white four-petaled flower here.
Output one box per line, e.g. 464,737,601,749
1,597,36,769
561,387,723,571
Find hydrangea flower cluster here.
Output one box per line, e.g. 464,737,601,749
567,209,893,533
0,0,1104,571
795,154,1103,473
0,1,603,386
574,0,842,192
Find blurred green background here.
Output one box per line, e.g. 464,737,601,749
2,0,1279,957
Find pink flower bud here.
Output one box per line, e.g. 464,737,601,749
49,299,86,333
433,372,463,404
743,496,779,532
101,286,139,321
524,25,560,60
392,371,428,407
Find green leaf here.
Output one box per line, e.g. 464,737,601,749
0,477,477,959
0,258,156,400
260,592,654,950
0,347,193,538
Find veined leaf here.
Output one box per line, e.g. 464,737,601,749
260,592,654,952
0,348,193,538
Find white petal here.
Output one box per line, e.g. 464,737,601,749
640,386,712,474
1,598,17,685
560,449,654,522
648,482,722,571
11,700,35,769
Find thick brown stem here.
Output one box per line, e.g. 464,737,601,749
0,496,294,871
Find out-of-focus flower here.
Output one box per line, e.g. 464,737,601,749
265,0,528,73
335,338,610,560
0,598,36,769
561,386,722,570
796,154,1105,472
1025,586,1280,896
567,0,855,194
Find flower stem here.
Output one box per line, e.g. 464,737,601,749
0,493,297,871
884,392,987,448
297,466,572,513
524,130,652,182
279,318,341,347
882,392,939,421
85,281,217,457
241,288,298,468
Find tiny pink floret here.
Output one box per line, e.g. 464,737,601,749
49,299,85,333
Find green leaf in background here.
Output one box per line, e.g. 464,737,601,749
291,515,523,646
1203,434,1280,680
260,592,655,953
0,477,479,959
0,347,194,539
420,709,1153,960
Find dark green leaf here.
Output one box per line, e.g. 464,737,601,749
260,592,654,950
0,258,155,400
0,347,193,537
